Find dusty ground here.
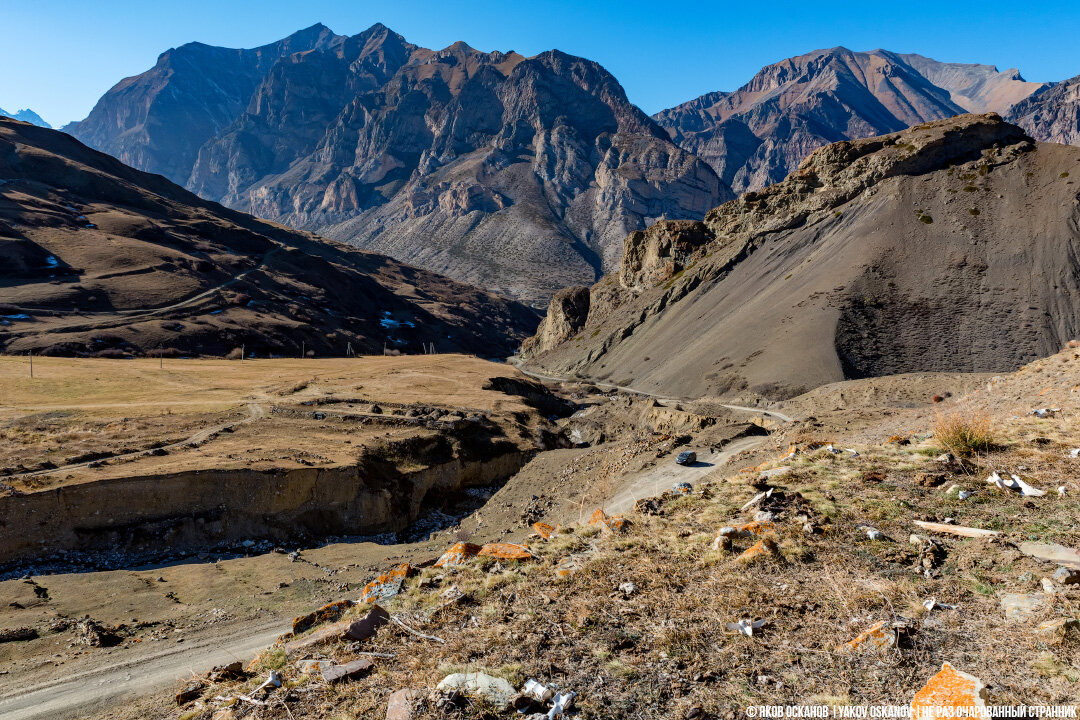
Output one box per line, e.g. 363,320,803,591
3,351,1080,719
86,348,1080,720
0,354,543,487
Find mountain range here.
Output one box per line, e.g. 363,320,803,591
0,106,50,128
0,118,536,358
66,23,723,304
653,47,1045,194
61,25,1080,307
521,114,1080,397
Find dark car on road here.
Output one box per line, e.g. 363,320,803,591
675,450,697,465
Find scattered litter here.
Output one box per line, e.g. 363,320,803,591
986,470,1046,497
725,618,768,636
252,670,282,695
548,691,576,719
1069,448,1080,458
618,582,638,596
1059,486,1067,496
922,598,958,612
866,528,886,541
521,679,553,704
1029,408,1060,418
957,490,973,500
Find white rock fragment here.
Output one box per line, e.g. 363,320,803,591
726,618,768,636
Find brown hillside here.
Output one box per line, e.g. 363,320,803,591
522,114,1080,400
0,118,537,358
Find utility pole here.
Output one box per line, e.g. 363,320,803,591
346,341,354,358
29,351,33,379
159,345,163,369
241,344,245,364
301,341,305,359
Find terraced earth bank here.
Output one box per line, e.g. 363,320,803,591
0,355,569,573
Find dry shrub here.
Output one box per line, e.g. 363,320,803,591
934,408,995,455
225,347,243,360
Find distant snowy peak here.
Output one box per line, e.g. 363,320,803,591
0,106,51,128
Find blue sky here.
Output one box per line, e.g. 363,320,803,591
2,0,1079,127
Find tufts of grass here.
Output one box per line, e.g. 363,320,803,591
933,409,995,456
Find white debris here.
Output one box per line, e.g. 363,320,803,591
1010,474,1047,497
1069,448,1080,458
252,671,282,695
987,470,1046,497
866,529,885,541
1029,408,1061,418
1059,486,1067,497
957,490,973,500
845,448,860,457
726,618,768,636
548,691,576,719
521,679,553,704
618,582,638,596
825,444,842,454
923,598,958,612
986,471,1010,491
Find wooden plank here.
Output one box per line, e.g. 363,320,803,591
912,521,1001,538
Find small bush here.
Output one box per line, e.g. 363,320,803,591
225,347,243,360
934,409,995,456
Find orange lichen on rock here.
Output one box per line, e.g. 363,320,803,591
737,538,779,562
588,508,630,534
910,663,988,720
841,621,895,652
734,520,776,536
478,543,533,561
532,522,556,539
359,563,411,603
434,542,482,568
555,557,580,578
291,599,355,635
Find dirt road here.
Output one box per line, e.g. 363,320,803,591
515,365,796,424
0,620,287,720
602,436,765,515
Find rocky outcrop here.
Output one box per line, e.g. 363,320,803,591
67,25,728,304
1006,75,1080,146
519,286,591,359
523,115,1080,398
654,48,1042,194
619,220,714,292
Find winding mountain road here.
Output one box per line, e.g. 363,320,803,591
0,620,287,720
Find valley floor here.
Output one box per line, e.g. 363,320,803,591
1,351,1079,718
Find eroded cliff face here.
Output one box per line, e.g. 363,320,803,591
68,24,728,304
523,115,1080,398
0,444,529,567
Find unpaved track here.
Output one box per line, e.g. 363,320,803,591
0,620,287,720
603,436,765,515
515,365,796,424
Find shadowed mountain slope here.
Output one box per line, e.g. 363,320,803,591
522,114,1080,399
0,118,538,358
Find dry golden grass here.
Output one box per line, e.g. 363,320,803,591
933,407,996,456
